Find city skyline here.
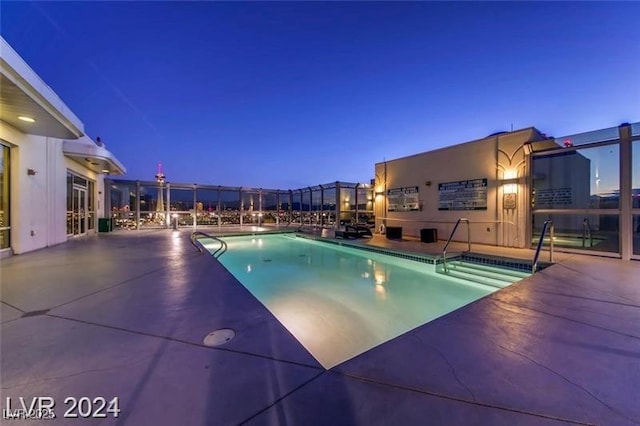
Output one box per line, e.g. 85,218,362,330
1,1,638,188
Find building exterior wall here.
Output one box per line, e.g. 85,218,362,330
0,121,105,254
1,38,125,256
374,128,546,248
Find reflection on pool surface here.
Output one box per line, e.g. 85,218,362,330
203,234,500,368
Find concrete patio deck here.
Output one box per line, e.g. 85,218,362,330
1,229,639,425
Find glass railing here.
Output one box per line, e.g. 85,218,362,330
107,180,372,230
533,213,619,253
554,126,620,147
634,215,640,256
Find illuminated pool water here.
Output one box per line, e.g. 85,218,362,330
202,234,501,368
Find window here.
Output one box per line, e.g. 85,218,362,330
0,143,10,249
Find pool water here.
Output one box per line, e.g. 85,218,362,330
202,234,501,368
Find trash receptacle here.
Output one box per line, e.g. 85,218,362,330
386,226,403,239
420,228,438,243
98,218,113,233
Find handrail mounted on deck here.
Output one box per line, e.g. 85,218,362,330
532,220,554,273
582,218,593,248
442,218,471,273
190,231,228,258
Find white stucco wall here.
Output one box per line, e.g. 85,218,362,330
0,121,103,254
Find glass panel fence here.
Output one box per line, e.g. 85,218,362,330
532,143,620,209
533,213,619,253
219,189,241,225
554,126,620,147
195,187,220,226
340,186,356,225
169,187,194,212
323,187,337,227
110,182,138,229
139,184,166,228
262,191,279,225
277,191,292,224
300,189,312,225
107,180,368,230
241,191,260,225
357,186,374,225
311,186,322,226
291,191,303,224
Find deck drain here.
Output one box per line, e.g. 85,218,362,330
263,259,272,262
203,329,235,347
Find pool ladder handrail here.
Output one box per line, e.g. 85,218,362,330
582,218,593,248
532,220,554,274
442,218,471,273
190,231,228,258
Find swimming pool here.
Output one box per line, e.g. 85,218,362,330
201,234,513,368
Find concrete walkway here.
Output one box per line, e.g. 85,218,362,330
1,230,639,425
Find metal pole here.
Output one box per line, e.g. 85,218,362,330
320,185,324,227
165,182,171,228
135,180,141,230
336,181,341,229
355,183,360,225
619,123,632,260
164,182,171,228
217,186,221,228
239,188,243,227
193,184,197,229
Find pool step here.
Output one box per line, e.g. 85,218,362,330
449,261,530,280
438,260,530,289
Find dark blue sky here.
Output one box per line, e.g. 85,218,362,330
2,1,638,189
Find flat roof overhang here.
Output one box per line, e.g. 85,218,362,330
0,38,84,139
63,136,127,176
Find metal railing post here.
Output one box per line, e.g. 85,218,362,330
442,218,471,273
532,220,554,273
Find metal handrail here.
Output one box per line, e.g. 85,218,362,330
442,218,471,273
532,220,554,273
582,218,593,248
190,231,228,258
